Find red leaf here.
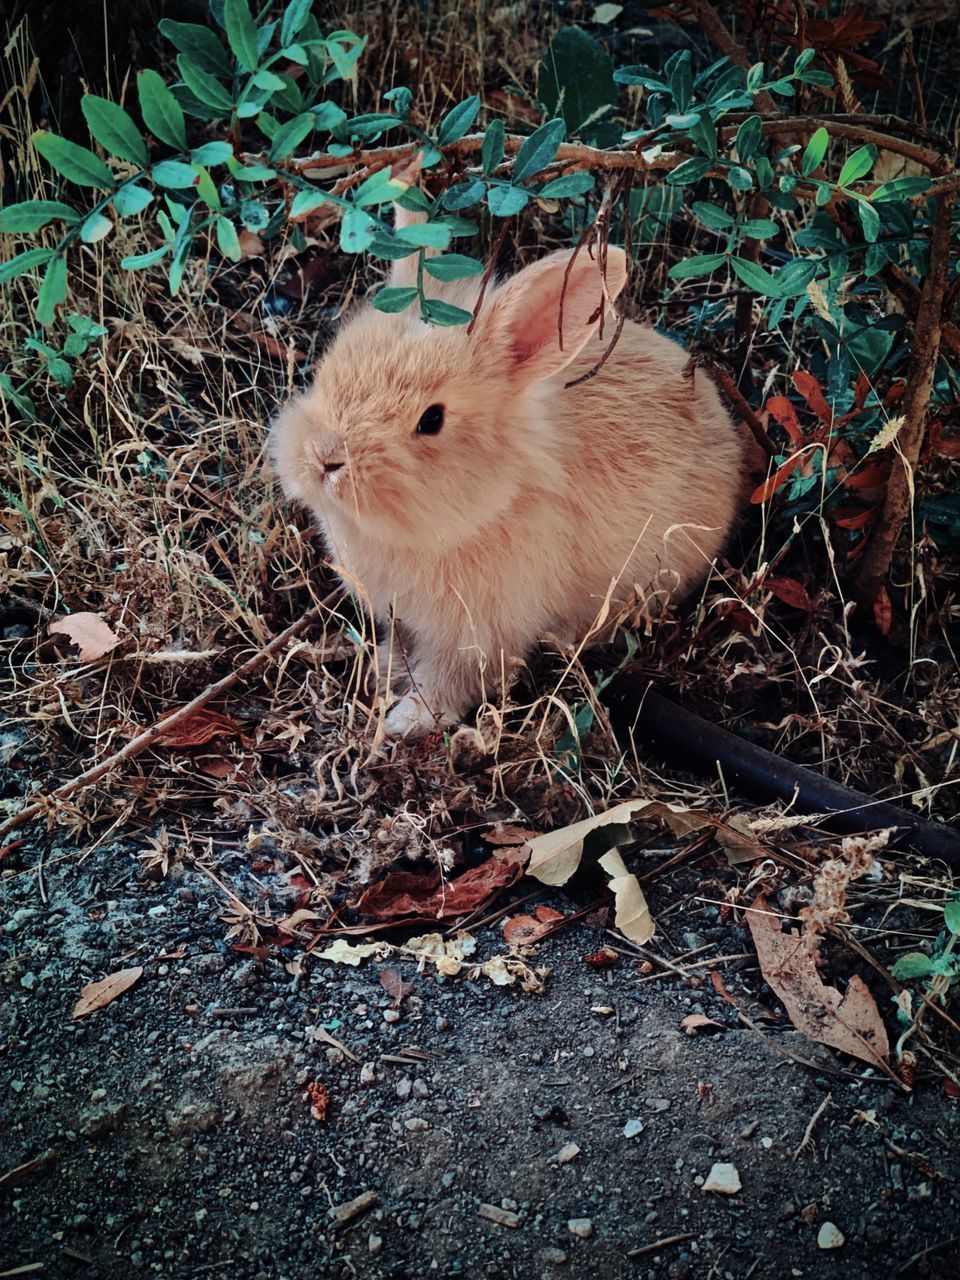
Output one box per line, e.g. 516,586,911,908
584,946,619,967
750,453,801,504
793,370,833,425
873,586,893,636
357,853,525,922
156,707,251,748
831,507,876,531
765,576,813,612
502,905,564,946
844,462,890,491
765,395,804,446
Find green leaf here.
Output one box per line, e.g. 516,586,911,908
393,222,451,249
0,200,81,233
281,0,313,46
216,215,242,261
801,126,829,177
740,218,779,240
725,165,754,191
440,178,486,211
191,141,234,166
665,156,712,186
423,253,484,281
269,111,315,161
481,118,505,176
794,47,816,73
731,256,782,296
857,199,880,243
176,56,233,112
152,161,199,188
138,69,187,150
252,68,287,91
538,172,595,198
32,131,115,189
539,26,615,135
872,177,932,202
486,184,529,217
691,201,734,231
325,34,366,82
0,246,55,283
735,115,764,163
513,118,565,184
290,189,325,218
668,253,725,280
80,212,113,243
239,198,269,230
838,145,876,188
945,898,960,935
121,245,170,270
112,185,154,217
796,69,834,88
891,951,933,980
372,285,418,313
340,205,378,252
81,95,149,166
231,163,276,181
35,255,68,326
688,110,718,159
223,0,260,73
421,298,473,327
437,94,480,147
0,372,36,419
158,19,232,77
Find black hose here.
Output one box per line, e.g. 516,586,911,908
603,676,960,868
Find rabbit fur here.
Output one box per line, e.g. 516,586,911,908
270,211,744,737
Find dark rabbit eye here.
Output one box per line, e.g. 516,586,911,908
416,404,445,435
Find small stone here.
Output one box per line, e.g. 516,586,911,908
436,1016,450,1031
623,1118,644,1139
368,1233,383,1256
404,1117,429,1132
412,1080,429,1098
478,1203,521,1228
702,1163,741,1195
359,1062,376,1085
541,1246,567,1264
760,1136,773,1149
817,1222,845,1250
555,1143,581,1165
90,1089,107,1104
567,1218,594,1239
644,1097,670,1113
382,1009,400,1024
331,1191,379,1227
396,1076,412,1100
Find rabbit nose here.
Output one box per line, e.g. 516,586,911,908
310,433,346,476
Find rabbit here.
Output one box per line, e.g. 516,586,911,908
270,206,744,738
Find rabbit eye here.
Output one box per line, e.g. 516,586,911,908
416,404,445,436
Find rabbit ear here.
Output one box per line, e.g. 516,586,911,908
481,246,628,384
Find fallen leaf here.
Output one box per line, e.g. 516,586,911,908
379,966,413,1002
402,931,477,976
48,612,120,662
72,967,143,1019
793,369,833,425
745,893,890,1070
483,823,541,846
309,1025,359,1063
599,848,655,944
584,946,619,967
155,707,251,748
478,954,548,993
502,905,564,945
357,853,524,922
276,908,322,937
314,939,393,966
765,576,813,612
680,1013,726,1035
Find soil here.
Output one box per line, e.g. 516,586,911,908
3,836,958,1280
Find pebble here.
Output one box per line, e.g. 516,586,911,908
331,1190,379,1226
396,1077,412,1100
567,1218,594,1239
623,1118,644,1139
555,1143,581,1165
645,1098,670,1113
383,1009,400,1024
541,1246,568,1264
368,1233,383,1256
702,1163,741,1195
359,1063,376,1085
404,1117,429,1132
478,1203,521,1229
817,1222,845,1250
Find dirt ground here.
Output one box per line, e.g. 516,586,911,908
3,830,959,1280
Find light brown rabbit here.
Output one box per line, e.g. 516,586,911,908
270,210,744,737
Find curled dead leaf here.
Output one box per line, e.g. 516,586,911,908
155,707,252,748
679,1013,726,1035
502,905,564,946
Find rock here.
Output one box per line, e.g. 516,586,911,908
478,1203,521,1229
541,1246,567,1264
567,1218,594,1239
368,1233,383,1255
555,1143,581,1165
359,1062,376,1085
165,1101,219,1136
817,1222,845,1250
80,1102,126,1138
396,1076,412,1100
645,1097,670,1113
404,1117,429,1132
702,1163,741,1195
382,1009,400,1024
623,1118,644,1139
330,1191,379,1227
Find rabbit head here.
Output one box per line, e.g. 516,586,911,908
270,231,628,553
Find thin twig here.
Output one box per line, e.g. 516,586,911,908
682,0,776,115
0,593,342,846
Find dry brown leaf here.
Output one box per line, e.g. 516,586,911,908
680,1013,726,1035
357,852,524,922
238,229,264,258
276,908,321,936
502,905,563,945
48,612,120,662
483,824,540,846
745,894,890,1069
379,966,413,1002
72,966,143,1019
155,707,251,748
599,848,655,944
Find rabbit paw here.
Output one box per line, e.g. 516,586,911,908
384,694,438,739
